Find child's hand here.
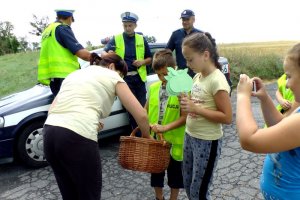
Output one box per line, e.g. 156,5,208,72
237,74,252,96
150,124,166,133
180,96,197,114
97,120,104,132
280,99,292,110
251,77,268,100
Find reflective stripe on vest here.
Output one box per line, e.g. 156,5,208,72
148,81,185,161
38,22,79,85
114,33,147,82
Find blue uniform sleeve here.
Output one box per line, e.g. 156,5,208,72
143,38,152,58
56,25,84,55
166,32,175,51
103,36,116,52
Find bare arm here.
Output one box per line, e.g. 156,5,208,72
144,99,149,112
151,111,187,133
275,89,284,104
143,57,152,65
236,74,300,153
75,49,91,61
181,90,232,124
237,93,300,153
164,111,187,132
252,77,283,126
260,94,283,126
116,82,150,138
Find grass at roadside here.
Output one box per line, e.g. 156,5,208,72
0,41,299,98
218,41,299,87
0,51,39,97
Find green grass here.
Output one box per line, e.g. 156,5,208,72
0,51,39,97
0,41,299,98
219,41,299,87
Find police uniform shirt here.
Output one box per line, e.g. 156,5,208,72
166,28,202,69
104,33,152,72
55,21,84,54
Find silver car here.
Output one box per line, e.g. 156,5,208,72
0,43,231,167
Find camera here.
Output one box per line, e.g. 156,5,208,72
252,81,257,92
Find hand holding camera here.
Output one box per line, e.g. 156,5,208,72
252,81,257,92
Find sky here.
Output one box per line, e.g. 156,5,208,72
1,0,300,47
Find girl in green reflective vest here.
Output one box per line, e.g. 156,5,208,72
144,49,186,200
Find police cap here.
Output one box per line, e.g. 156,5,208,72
121,12,138,23
55,9,75,17
180,9,195,19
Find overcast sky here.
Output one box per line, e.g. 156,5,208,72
1,0,300,46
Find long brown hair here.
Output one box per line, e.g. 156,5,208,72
90,52,128,76
182,32,221,70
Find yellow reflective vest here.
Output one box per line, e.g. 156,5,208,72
38,22,79,85
148,81,185,161
114,33,147,82
277,74,294,112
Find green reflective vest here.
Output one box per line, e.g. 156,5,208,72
38,22,79,85
276,74,294,112
114,33,147,82
148,81,185,161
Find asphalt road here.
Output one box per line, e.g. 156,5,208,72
0,82,278,200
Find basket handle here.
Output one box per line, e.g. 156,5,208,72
156,133,164,141
129,127,140,137
130,127,165,141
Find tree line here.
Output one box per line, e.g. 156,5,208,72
0,15,157,56
0,15,47,55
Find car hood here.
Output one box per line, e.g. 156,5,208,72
0,84,54,116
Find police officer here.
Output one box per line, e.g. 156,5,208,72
166,9,203,77
103,11,152,133
38,9,91,96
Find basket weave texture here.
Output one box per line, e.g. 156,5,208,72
118,128,171,173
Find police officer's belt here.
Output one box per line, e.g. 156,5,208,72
127,71,138,76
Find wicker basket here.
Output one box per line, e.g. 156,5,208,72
118,127,171,173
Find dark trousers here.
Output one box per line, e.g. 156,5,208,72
43,125,102,200
124,74,146,136
50,78,64,96
151,156,184,189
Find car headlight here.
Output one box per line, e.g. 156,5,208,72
0,117,4,128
